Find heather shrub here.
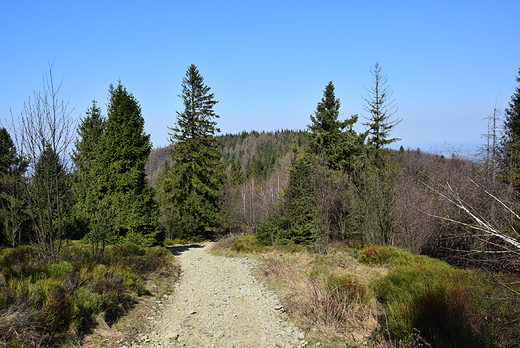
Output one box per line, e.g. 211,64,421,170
105,242,171,274
230,238,254,253
29,278,73,336
0,245,38,280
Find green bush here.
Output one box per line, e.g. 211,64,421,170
29,278,72,332
358,245,414,266
105,242,171,274
48,261,74,280
256,218,276,246
0,245,38,281
230,239,254,253
71,286,103,330
375,255,486,346
0,242,174,346
325,273,368,303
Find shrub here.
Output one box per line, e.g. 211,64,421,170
375,257,486,346
0,245,38,281
105,242,171,274
71,286,103,330
28,278,72,334
230,239,253,253
358,245,413,266
256,217,276,246
0,242,174,346
48,261,74,280
325,273,369,304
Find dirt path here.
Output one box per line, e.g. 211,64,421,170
133,243,306,348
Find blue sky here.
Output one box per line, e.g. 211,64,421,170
1,0,519,152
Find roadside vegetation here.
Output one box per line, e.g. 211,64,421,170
0,241,177,347
212,237,520,347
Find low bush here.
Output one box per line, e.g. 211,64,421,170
0,242,174,347
71,286,103,330
375,250,520,347
358,245,414,266
325,273,369,304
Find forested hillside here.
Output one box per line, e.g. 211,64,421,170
146,129,307,236
2,63,520,347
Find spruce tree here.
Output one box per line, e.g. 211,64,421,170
278,151,317,244
158,64,224,238
359,63,401,245
96,82,159,245
308,81,342,156
229,158,244,188
72,101,104,175
72,102,104,220
307,81,367,172
363,63,401,157
0,127,27,247
501,68,520,189
31,143,71,260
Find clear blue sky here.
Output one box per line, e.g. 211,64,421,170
1,0,519,152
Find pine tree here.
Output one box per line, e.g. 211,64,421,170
158,65,224,238
229,158,244,188
278,151,317,244
359,63,401,245
96,82,159,245
72,101,117,252
308,81,342,156
501,68,520,190
72,101,104,175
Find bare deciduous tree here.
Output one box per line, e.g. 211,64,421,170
9,62,76,262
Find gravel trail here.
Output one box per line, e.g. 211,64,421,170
135,243,306,348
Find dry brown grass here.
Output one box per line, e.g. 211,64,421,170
0,304,42,347
252,249,387,344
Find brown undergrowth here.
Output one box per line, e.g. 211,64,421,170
257,251,386,343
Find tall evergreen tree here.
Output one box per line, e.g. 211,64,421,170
72,102,104,219
95,82,159,245
71,101,115,251
308,81,342,157
501,68,520,190
72,101,104,175
360,63,401,245
0,127,27,247
308,81,367,172
31,143,71,260
363,63,401,157
13,64,76,261
278,150,317,244
229,158,244,188
157,64,224,238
